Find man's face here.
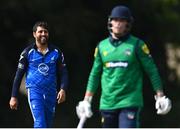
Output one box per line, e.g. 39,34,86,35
33,26,49,45
110,18,129,36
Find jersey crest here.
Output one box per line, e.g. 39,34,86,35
124,49,132,56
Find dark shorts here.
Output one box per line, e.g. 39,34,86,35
100,107,141,128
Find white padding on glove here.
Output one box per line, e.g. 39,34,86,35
155,95,172,115
76,100,93,119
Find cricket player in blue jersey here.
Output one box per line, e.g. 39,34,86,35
9,21,68,128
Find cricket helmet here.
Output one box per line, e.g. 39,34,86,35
109,5,133,22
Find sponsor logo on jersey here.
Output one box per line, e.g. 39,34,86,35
105,61,128,68
38,63,49,75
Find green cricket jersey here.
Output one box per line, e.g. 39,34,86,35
86,34,163,110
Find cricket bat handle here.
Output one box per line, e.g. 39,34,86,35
77,115,87,129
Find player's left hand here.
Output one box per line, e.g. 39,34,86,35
57,89,66,104
155,95,172,115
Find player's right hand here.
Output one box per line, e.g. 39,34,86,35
76,100,93,119
57,89,66,104
9,97,18,110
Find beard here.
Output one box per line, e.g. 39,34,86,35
37,36,48,45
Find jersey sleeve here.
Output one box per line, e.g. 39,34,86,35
86,46,103,93
136,40,163,91
11,49,28,97
57,51,68,91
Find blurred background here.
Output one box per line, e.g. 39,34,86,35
0,0,180,127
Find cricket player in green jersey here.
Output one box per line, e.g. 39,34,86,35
76,5,171,128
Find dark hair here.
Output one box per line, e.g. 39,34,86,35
32,21,49,32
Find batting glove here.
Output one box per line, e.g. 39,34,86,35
155,95,172,115
76,100,93,119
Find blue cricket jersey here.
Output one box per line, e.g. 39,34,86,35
11,43,68,97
